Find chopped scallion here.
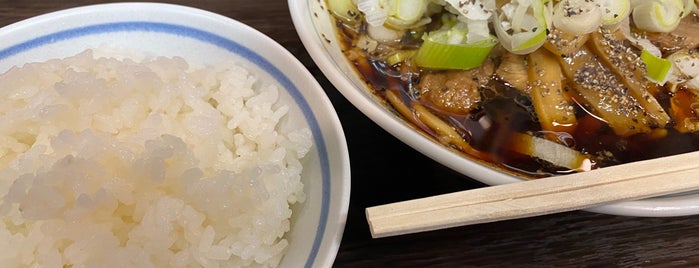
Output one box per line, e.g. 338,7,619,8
494,0,549,55
386,50,417,65
328,0,361,23
632,0,685,32
641,49,673,85
599,0,631,27
413,29,498,70
667,49,699,90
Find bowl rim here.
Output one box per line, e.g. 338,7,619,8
0,2,351,267
289,0,699,217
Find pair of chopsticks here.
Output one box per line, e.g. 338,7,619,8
366,150,699,238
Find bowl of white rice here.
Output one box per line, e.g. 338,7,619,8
0,2,349,267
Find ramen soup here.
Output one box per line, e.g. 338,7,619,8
328,0,699,178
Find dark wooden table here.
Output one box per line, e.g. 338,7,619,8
3,1,699,267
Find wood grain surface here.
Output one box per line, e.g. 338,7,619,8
2,1,699,267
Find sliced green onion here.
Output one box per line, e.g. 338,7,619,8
366,23,402,42
681,0,696,17
494,0,549,55
444,0,495,44
357,0,388,27
632,0,684,32
552,0,603,34
619,18,663,57
328,0,361,23
511,27,547,52
413,29,498,70
641,49,673,84
598,0,631,27
667,49,699,90
385,0,430,29
391,0,426,22
690,77,699,90
357,0,431,29
386,50,417,65
439,13,459,29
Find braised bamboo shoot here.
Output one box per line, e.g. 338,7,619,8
527,49,577,133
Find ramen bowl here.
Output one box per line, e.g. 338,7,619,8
289,0,699,217
0,2,350,267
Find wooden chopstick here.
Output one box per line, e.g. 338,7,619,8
366,150,699,238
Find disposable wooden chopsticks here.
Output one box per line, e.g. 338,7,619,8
366,150,699,238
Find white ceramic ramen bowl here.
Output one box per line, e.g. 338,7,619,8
289,0,699,217
0,2,350,267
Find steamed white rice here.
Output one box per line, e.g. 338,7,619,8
0,49,312,267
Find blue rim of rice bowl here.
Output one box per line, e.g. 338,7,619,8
0,21,330,268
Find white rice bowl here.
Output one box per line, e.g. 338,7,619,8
0,3,349,268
